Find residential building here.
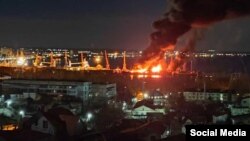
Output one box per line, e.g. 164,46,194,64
7,93,37,101
241,97,250,108
230,106,250,116
31,115,55,135
23,93,37,100
91,83,116,98
183,89,236,102
148,90,168,106
212,113,228,124
30,107,84,136
126,100,166,119
2,80,117,102
2,80,91,101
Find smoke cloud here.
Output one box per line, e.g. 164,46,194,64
142,0,250,70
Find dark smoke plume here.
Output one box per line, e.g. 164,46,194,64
142,0,250,69
167,28,205,71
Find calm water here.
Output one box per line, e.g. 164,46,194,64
191,56,250,73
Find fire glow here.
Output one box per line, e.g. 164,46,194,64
151,64,162,73
130,58,167,79
131,63,164,74
135,0,250,78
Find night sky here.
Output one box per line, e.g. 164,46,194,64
0,0,250,52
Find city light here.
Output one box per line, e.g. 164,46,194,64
2,124,18,131
94,56,102,64
122,101,127,110
136,91,144,101
19,110,25,117
16,57,27,66
5,99,12,107
143,93,149,99
86,112,93,121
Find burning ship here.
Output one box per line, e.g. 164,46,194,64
131,0,250,76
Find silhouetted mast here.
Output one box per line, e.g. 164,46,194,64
50,52,55,67
64,51,68,68
122,51,128,72
105,50,110,70
80,53,84,68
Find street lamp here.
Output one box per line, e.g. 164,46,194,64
86,112,93,121
5,100,12,107
144,93,149,99
19,110,25,118
18,110,25,129
122,101,127,110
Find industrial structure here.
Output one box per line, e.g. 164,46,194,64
1,79,117,101
0,48,115,71
0,47,196,79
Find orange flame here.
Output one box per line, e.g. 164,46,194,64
131,60,166,74
151,64,162,73
151,74,161,78
130,45,176,76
